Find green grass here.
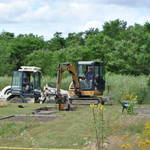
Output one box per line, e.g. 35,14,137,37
0,104,94,148
0,74,149,149
0,103,149,149
38,74,150,104
0,76,11,90
105,74,150,104
41,75,71,90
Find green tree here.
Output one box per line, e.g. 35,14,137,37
65,32,84,47
63,46,91,63
47,32,65,51
103,19,127,39
0,31,14,40
0,41,15,75
84,28,99,39
25,50,57,76
0,20,150,76
9,33,45,69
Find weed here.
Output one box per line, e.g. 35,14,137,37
90,104,105,150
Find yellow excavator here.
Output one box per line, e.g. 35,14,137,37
55,61,105,107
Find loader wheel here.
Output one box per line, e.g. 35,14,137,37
9,96,26,103
4,88,11,95
66,103,71,111
34,97,40,103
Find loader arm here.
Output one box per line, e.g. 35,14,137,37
56,63,80,96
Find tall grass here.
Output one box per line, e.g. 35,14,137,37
0,76,11,90
105,73,150,104
0,75,71,90
41,76,71,90
0,74,149,104
43,74,150,104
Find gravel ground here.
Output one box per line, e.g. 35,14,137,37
136,106,150,117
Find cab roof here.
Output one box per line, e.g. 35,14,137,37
78,61,103,65
18,66,41,72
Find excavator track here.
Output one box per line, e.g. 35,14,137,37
69,96,103,105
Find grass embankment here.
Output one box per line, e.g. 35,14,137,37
0,103,149,149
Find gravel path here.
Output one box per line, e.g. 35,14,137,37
136,106,150,117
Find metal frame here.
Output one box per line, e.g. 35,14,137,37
11,66,42,101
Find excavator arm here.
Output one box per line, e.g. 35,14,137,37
56,63,80,97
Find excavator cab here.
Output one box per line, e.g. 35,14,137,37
8,66,41,103
56,61,106,105
67,61,105,97
78,61,105,92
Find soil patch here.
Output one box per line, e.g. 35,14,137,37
136,106,150,117
0,115,61,122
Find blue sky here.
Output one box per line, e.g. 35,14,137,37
0,0,149,40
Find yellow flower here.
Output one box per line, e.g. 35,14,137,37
122,93,137,101
121,135,129,140
144,139,150,144
144,123,150,130
145,131,150,137
138,141,145,148
121,143,131,149
90,104,97,109
136,136,141,139
129,94,133,100
97,104,104,112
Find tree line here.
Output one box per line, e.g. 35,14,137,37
0,19,150,76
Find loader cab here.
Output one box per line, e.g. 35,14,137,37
78,61,105,92
11,66,41,102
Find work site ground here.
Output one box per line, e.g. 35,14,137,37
0,102,149,150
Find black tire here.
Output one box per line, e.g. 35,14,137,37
4,88,11,95
34,97,40,103
9,96,26,103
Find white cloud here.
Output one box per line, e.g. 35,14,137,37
103,0,150,8
0,0,31,23
18,5,54,22
0,0,149,39
79,21,103,31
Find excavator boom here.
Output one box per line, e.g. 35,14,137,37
56,63,80,96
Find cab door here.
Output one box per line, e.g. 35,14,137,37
78,64,95,90
33,72,41,90
11,71,23,95
94,65,105,91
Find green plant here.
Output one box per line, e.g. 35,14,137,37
121,94,137,114
120,122,150,150
106,74,149,104
0,76,11,90
147,75,150,86
90,104,105,150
